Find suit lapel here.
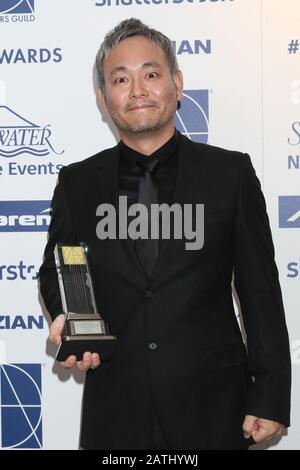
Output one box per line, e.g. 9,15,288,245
97,145,146,277
173,134,204,205
97,146,119,208
151,134,204,280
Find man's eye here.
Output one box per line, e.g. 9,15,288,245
115,77,127,84
147,72,158,79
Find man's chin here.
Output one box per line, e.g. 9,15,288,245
128,125,161,134
124,118,165,133
115,122,160,134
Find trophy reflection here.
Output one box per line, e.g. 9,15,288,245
54,243,116,361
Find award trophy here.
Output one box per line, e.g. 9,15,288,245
54,243,116,361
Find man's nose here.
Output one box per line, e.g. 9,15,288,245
129,77,148,99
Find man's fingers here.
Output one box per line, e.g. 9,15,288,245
50,334,61,345
90,353,101,369
77,352,92,371
252,427,275,443
61,355,77,369
77,352,101,371
242,415,257,438
244,416,285,444
49,314,65,344
255,424,284,443
59,351,101,371
276,427,285,437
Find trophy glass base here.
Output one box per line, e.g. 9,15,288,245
56,335,117,362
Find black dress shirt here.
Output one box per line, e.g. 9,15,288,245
118,130,179,206
118,131,179,250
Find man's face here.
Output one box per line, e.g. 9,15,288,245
98,36,183,136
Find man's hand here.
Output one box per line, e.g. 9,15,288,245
243,415,285,444
49,313,65,346
49,314,101,371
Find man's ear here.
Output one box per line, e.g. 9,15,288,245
97,88,108,113
175,70,183,102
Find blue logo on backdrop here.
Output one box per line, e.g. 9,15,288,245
172,39,211,55
174,90,209,144
279,196,300,228
0,0,34,14
0,315,44,329
0,1,35,23
0,48,62,65
288,154,300,170
0,106,64,158
288,121,300,146
0,201,51,232
0,261,38,281
0,363,42,449
287,259,300,278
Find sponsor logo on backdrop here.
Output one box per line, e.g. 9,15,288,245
174,90,209,144
0,106,64,176
288,39,299,55
288,121,300,146
287,122,300,170
0,260,38,280
0,315,44,330
287,259,300,278
0,48,62,65
0,106,63,158
288,154,300,170
0,363,42,449
279,196,300,228
0,0,35,23
0,201,51,232
172,39,211,55
95,0,234,7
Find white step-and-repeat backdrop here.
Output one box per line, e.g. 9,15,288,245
0,0,299,449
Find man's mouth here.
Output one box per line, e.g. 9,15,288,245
126,103,158,112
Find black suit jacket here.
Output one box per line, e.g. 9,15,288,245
39,133,291,450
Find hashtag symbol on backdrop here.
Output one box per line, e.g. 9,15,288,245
288,40,299,54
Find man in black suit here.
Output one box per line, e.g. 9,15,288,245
39,18,291,450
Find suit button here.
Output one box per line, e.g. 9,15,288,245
145,290,155,298
149,342,157,350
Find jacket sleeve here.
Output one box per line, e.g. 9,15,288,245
233,154,291,426
39,167,78,320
